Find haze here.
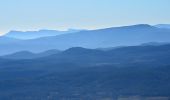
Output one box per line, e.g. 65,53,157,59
0,0,170,35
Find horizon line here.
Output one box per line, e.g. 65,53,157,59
0,23,169,36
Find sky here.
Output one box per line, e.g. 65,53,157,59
0,0,170,35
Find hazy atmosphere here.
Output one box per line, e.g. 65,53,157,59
0,0,170,100
0,0,170,35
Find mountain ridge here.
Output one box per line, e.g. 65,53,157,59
1,24,170,55
4,29,82,39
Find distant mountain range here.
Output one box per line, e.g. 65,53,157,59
1,24,170,55
4,29,82,39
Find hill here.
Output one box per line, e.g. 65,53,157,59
1,49,60,59
0,44,170,99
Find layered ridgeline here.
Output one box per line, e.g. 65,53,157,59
1,44,170,68
1,49,61,59
0,44,170,99
1,24,170,55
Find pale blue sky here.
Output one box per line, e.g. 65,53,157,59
0,0,170,35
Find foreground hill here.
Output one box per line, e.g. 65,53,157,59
1,24,170,55
0,45,170,99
